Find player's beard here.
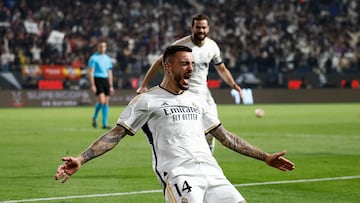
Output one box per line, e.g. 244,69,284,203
193,31,207,42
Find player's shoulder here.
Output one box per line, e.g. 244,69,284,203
137,86,162,98
129,86,164,106
146,85,162,93
204,37,218,46
173,35,192,46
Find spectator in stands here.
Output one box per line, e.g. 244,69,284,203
0,0,358,89
1,48,15,72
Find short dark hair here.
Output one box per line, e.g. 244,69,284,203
191,13,210,27
162,45,192,64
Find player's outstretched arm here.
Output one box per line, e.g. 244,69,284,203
210,125,295,171
55,125,128,183
136,56,163,94
214,63,242,97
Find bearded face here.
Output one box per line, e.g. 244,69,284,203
164,51,194,92
191,20,210,43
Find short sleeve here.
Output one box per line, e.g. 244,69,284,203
117,94,149,135
211,41,222,65
107,55,113,69
193,94,220,134
88,55,94,68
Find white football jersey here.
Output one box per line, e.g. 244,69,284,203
172,36,223,95
117,86,221,185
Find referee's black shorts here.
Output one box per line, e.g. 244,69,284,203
94,77,110,96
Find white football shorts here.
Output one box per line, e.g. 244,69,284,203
164,163,245,203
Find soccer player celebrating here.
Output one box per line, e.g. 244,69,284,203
137,13,242,153
55,45,294,203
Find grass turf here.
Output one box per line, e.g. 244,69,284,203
0,103,359,202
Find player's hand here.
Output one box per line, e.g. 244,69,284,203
233,84,242,98
136,86,148,94
55,157,81,183
91,85,97,94
110,87,115,96
265,151,295,171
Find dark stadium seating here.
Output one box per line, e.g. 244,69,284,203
0,0,358,90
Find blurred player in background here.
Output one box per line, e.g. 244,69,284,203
88,40,114,129
55,45,295,203
136,13,242,153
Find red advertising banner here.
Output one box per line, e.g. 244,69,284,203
22,65,81,80
41,65,81,80
38,80,64,90
41,65,65,79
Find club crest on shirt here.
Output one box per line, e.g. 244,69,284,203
191,102,198,108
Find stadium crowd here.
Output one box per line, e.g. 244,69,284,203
0,0,359,88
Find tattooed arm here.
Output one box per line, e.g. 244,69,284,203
55,125,128,183
80,125,127,164
210,125,295,171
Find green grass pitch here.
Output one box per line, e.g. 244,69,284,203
0,103,359,202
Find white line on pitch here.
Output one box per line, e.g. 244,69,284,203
233,175,360,187
2,175,359,203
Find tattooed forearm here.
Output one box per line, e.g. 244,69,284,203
99,133,123,143
211,125,268,161
81,148,96,163
80,125,127,164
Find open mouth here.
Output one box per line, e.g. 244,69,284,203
183,74,191,85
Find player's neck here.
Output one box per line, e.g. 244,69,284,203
159,83,183,95
191,35,204,46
